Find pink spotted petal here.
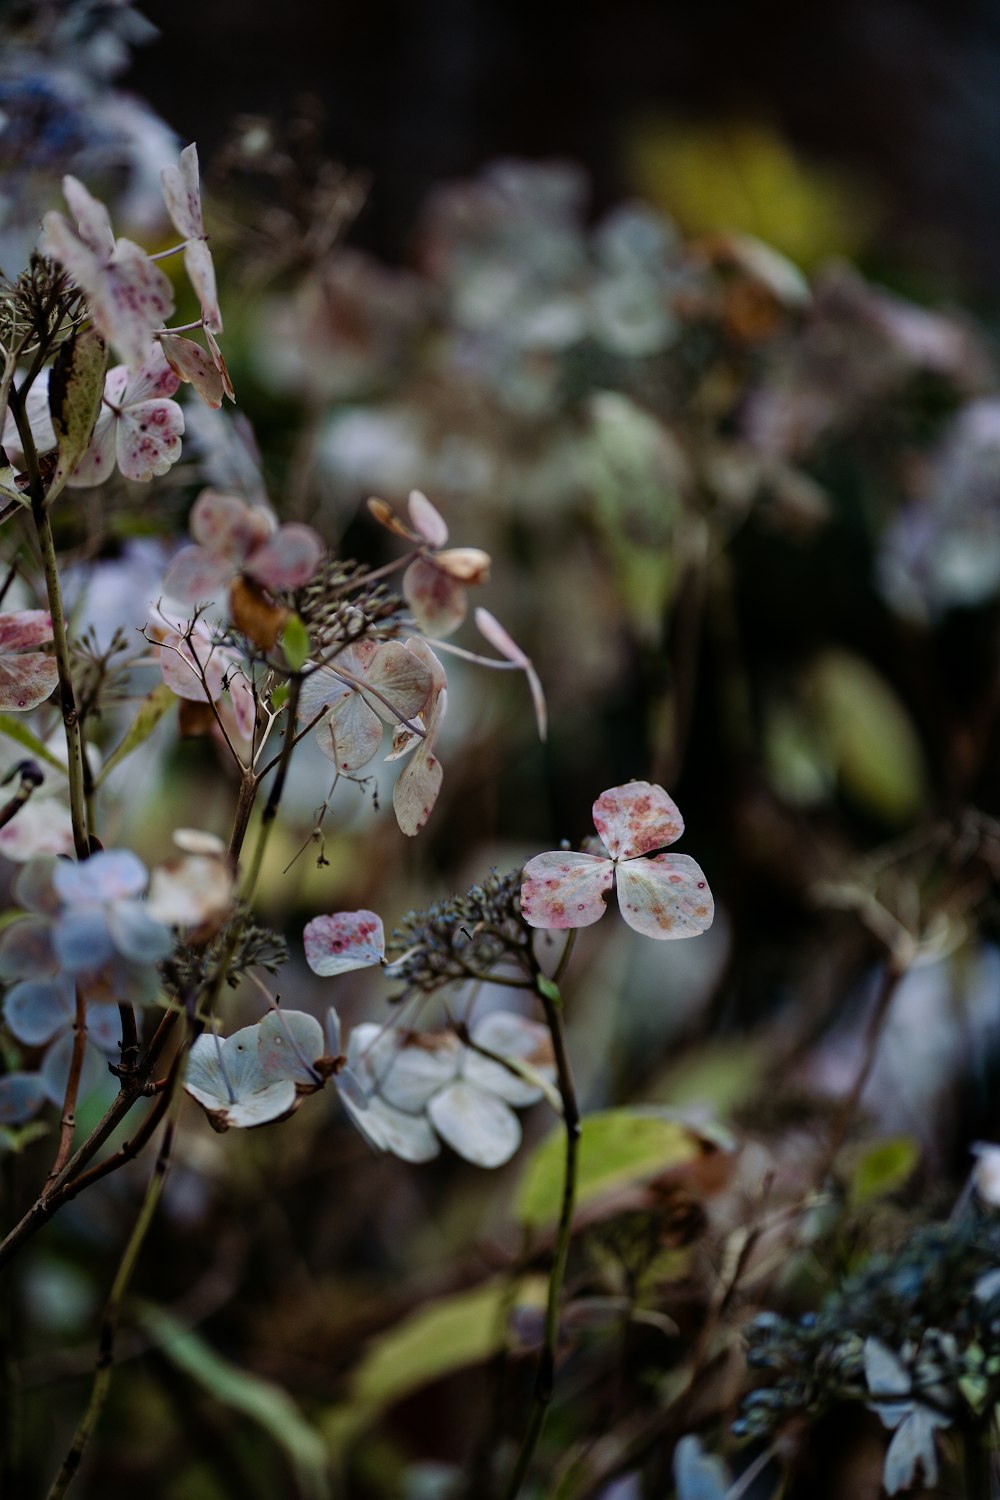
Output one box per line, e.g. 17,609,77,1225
0,611,52,652
474,608,547,741
184,237,222,333
315,691,383,772
121,345,180,404
161,143,204,239
116,396,184,482
0,654,58,711
162,544,233,607
403,556,467,637
520,850,614,930
614,852,714,940
205,327,234,399
92,239,175,370
160,335,224,409
66,409,116,488
593,781,684,861
304,909,385,976
190,490,272,563
363,641,433,724
407,489,449,546
244,523,324,592
392,735,444,837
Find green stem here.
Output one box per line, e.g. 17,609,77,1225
504,974,581,1500
45,1090,180,1500
237,676,301,904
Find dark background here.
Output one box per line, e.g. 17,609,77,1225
130,0,1000,291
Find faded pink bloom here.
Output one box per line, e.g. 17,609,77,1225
163,490,323,612
369,490,490,636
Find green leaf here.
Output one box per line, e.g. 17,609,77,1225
0,713,65,771
94,683,176,788
807,650,926,823
0,1121,49,1154
47,325,108,503
281,615,310,673
848,1136,920,1211
517,1108,703,1229
536,975,561,1004
270,683,290,711
138,1305,331,1500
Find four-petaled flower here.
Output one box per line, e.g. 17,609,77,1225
520,781,714,939
162,489,323,617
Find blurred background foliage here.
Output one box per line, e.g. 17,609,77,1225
3,2,1000,1496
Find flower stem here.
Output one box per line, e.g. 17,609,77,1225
504,973,581,1499
44,1088,180,1500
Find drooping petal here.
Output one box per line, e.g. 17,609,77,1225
519,850,614,929
160,334,224,408
593,781,684,861
61,177,116,257
428,1080,522,1167
614,851,714,940
392,729,444,837
147,852,234,929
403,556,467,637
304,910,385,976
244,523,324,592
257,1009,325,1088
474,608,547,740
0,655,58,711
184,237,223,333
433,548,491,583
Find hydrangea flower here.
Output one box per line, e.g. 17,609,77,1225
68,345,185,486
2,971,124,1109
520,781,713,939
160,143,223,333
369,489,490,637
185,1007,366,1131
343,1011,555,1167
0,611,58,711
162,489,323,614
41,175,174,369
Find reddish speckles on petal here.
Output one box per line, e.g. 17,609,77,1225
304,910,386,976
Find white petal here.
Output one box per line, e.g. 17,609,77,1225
428,1080,522,1167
